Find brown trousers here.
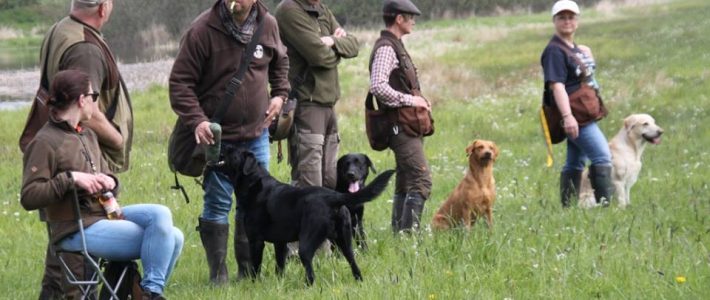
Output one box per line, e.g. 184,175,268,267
288,104,339,189
389,129,432,198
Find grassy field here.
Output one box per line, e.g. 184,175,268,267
1,0,709,298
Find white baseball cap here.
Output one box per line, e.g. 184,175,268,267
551,0,580,16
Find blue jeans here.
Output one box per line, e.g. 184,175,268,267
563,121,612,172
58,204,184,295
202,129,270,224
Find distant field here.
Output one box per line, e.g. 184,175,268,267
1,0,708,298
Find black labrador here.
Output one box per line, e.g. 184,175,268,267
217,147,394,285
335,153,377,250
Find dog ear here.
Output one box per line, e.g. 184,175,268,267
241,151,260,177
624,115,636,130
491,142,499,161
364,155,378,174
465,140,478,156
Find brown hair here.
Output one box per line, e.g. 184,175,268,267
49,69,90,111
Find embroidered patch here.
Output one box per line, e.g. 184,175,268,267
254,45,264,59
31,166,38,173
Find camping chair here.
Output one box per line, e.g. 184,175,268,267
49,186,133,300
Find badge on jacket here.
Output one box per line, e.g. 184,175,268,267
254,45,263,59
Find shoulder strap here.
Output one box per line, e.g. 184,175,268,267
211,17,265,124
40,25,59,90
548,39,587,76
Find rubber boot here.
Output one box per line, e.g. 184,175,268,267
400,193,425,232
196,218,229,285
560,170,582,208
589,165,614,207
390,193,406,233
234,212,252,281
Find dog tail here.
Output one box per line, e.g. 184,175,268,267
333,169,395,207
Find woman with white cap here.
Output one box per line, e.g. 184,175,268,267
541,0,613,207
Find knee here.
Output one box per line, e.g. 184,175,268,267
173,228,185,252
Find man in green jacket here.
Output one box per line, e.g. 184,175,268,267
275,0,360,190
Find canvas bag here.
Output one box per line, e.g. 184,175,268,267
365,92,392,151
168,18,264,178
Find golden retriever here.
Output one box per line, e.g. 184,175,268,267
580,114,664,208
432,140,498,230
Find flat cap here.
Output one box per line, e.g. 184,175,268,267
383,0,422,16
74,0,109,7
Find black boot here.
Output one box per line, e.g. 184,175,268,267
589,165,614,207
400,193,425,232
560,170,582,208
196,218,229,285
390,193,406,233
234,212,252,281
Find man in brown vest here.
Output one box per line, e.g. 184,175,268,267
368,0,433,233
28,0,134,298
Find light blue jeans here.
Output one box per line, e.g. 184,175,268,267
563,121,612,172
58,204,184,295
202,129,270,224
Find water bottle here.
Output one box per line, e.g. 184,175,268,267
99,191,124,220
205,122,222,165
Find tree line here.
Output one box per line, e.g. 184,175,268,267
3,0,602,62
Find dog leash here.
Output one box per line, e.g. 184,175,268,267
539,108,555,167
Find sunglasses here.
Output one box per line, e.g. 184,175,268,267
84,91,100,102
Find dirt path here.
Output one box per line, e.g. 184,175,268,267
0,58,173,106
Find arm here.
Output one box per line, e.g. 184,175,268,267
275,6,340,68
327,11,359,59
169,29,210,131
264,21,290,125
21,142,73,210
60,43,123,149
550,82,578,139
370,46,429,110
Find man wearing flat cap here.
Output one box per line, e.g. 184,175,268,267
23,0,133,298
369,0,433,233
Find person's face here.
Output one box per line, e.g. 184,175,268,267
101,0,114,23
397,14,416,35
553,11,578,36
227,0,256,14
80,83,97,121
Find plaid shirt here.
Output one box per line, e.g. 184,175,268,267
369,45,414,107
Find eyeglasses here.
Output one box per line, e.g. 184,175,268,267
84,92,100,102
555,14,578,21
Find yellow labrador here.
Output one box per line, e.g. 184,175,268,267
580,114,664,208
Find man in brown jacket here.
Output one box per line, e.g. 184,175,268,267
26,0,134,298
169,0,289,284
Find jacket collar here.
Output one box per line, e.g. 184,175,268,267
207,0,267,35
293,0,322,16
68,15,102,37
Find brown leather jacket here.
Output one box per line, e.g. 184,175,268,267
169,0,290,142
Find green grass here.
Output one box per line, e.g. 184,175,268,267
2,0,709,298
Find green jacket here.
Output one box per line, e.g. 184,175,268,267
41,16,133,173
275,0,359,105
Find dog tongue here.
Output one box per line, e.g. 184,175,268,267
348,182,360,193
652,137,662,145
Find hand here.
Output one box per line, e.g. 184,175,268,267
333,28,347,38
412,96,431,111
320,36,335,47
195,121,215,145
263,97,284,128
71,172,116,195
562,114,579,139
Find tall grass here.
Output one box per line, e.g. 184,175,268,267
1,0,709,298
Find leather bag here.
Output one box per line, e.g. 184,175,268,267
568,84,607,126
